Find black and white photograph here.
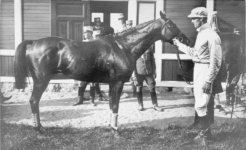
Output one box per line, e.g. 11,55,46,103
0,0,245,149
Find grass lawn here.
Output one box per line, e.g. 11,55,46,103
1,119,246,150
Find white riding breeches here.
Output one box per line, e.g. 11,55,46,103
193,63,212,117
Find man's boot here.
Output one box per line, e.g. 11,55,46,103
132,84,137,97
73,87,84,106
90,84,96,105
193,115,210,146
188,111,199,129
95,83,108,101
136,87,144,111
150,91,163,112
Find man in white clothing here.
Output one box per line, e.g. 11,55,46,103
173,7,223,143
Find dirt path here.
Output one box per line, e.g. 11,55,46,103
1,87,246,130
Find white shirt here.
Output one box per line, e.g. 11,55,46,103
115,23,127,33
177,23,222,83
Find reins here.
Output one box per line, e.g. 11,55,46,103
174,34,193,85
176,47,193,85
162,19,193,85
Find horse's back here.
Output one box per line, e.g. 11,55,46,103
31,37,64,50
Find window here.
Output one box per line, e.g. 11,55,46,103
137,2,156,24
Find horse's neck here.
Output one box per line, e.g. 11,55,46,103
130,34,158,60
117,21,161,60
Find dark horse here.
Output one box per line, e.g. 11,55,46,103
220,32,245,105
14,11,189,132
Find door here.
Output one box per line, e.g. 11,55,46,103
51,0,90,41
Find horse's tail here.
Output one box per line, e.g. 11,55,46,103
14,40,33,89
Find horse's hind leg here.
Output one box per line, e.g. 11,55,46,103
30,79,50,133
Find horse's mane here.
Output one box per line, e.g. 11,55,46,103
116,20,157,37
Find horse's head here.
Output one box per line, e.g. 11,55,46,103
159,11,190,45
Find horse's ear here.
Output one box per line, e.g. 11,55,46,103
160,11,167,21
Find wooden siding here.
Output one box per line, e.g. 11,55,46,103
0,56,14,76
162,60,193,81
161,0,199,81
23,0,51,40
164,0,201,53
216,0,245,31
0,0,15,49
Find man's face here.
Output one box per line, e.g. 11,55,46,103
95,21,101,27
191,18,203,29
84,32,93,40
126,23,132,29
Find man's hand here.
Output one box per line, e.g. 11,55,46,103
173,38,185,50
173,39,182,47
202,82,212,94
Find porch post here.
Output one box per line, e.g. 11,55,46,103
127,0,137,26
206,0,214,22
155,0,164,82
14,0,23,49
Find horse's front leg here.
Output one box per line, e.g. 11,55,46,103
30,80,49,133
108,80,124,131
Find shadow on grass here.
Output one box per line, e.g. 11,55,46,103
1,99,105,123
1,118,246,150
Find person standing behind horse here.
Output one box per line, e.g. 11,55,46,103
132,45,163,112
73,26,95,106
173,7,223,144
73,26,108,106
92,17,109,101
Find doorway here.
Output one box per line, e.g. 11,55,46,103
90,1,128,30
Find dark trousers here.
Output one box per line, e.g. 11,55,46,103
134,74,158,106
78,82,103,102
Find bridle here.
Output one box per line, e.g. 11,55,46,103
162,19,193,85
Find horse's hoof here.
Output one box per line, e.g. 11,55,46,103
91,102,97,106
153,106,164,112
33,125,46,134
110,126,120,137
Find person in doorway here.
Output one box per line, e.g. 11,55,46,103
73,26,107,106
93,17,103,31
173,7,223,143
132,45,163,112
115,13,127,33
